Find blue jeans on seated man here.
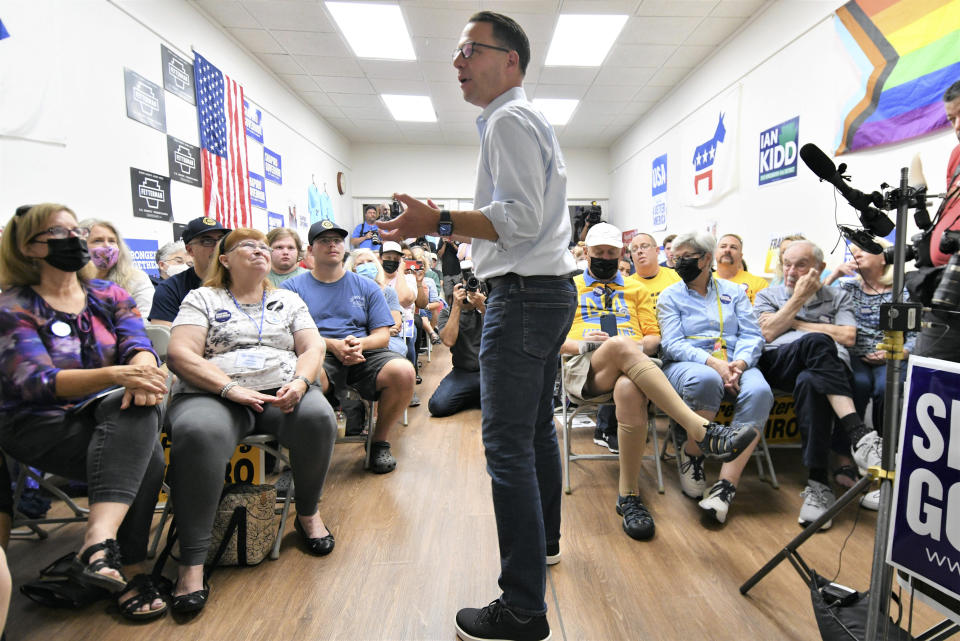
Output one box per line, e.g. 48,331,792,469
480,276,576,617
428,368,481,417
849,357,907,432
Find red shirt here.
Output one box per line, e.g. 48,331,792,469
931,144,960,266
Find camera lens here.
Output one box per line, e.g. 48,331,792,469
932,254,960,309
465,276,479,292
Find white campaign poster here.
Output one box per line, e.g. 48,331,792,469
682,85,741,207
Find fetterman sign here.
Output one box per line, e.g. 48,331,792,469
888,356,960,604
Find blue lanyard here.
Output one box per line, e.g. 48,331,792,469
228,289,266,344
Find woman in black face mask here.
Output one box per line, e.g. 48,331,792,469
0,204,169,620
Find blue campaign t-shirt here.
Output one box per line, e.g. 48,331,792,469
351,222,380,250
148,267,203,322
281,270,394,339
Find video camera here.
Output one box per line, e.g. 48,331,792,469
931,231,960,310
460,260,480,293
578,202,602,225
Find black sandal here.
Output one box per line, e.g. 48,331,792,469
71,539,127,593
117,574,169,622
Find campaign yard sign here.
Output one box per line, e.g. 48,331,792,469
161,45,195,105
248,171,267,210
888,356,960,604
167,135,201,186
758,117,799,186
244,100,264,144
126,238,159,279
124,68,166,133
130,168,172,221
264,148,282,184
651,154,667,231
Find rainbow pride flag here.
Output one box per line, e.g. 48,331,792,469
834,0,960,154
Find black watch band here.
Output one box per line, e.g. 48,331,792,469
437,210,453,236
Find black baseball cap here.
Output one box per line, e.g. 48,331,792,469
181,216,230,244
308,219,349,244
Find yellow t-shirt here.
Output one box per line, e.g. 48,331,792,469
722,269,770,304
567,272,659,342
630,267,681,312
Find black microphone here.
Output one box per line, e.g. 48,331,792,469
800,143,895,236
839,225,883,254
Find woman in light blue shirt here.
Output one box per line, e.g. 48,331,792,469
658,231,771,524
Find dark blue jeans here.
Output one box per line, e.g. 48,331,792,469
428,368,481,417
849,357,907,432
480,275,576,616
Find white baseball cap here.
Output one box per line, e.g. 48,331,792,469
584,222,623,248
380,241,403,254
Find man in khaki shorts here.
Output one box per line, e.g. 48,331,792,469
560,222,756,541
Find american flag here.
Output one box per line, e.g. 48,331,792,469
194,51,251,228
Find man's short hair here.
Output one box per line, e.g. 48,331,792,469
662,233,677,246
156,240,185,265
784,239,824,264
266,227,303,253
672,231,716,256
944,79,960,103
468,11,530,75
629,232,657,249
364,205,377,215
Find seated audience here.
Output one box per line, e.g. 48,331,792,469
154,240,192,285
754,240,883,529
282,221,415,473
385,242,426,405
658,231,770,524
618,258,632,278
351,205,382,250
80,218,155,319
149,216,229,326
166,228,337,614
715,233,769,304
0,203,167,620
348,249,407,356
267,227,307,286
560,223,756,541
660,233,677,268
428,282,484,417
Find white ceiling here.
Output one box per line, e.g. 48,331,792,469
193,0,767,148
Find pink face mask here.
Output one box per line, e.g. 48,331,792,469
90,245,119,271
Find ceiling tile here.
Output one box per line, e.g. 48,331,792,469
631,84,670,101
429,81,468,108
711,0,766,18
593,65,656,85
532,83,587,99
229,28,285,54
359,60,424,81
559,1,640,12
647,66,693,86
297,55,364,77
195,1,258,28
316,76,376,94
605,43,675,67
420,61,457,82
242,1,335,31
685,16,745,46
536,67,599,85
256,53,304,75
413,37,460,62
342,105,393,120
314,104,347,120
278,74,320,92
584,84,639,101
403,7,475,37
480,1,560,14
271,30,350,56
369,77,431,95
663,44,714,68
400,0,481,9
619,16,701,45
575,100,628,117
330,92,381,108
634,0,717,17
508,13,558,43
621,100,656,116
301,91,333,107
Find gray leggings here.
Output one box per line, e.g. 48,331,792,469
166,387,337,566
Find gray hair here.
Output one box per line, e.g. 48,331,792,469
156,240,186,264
783,239,824,263
671,231,716,257
944,79,960,103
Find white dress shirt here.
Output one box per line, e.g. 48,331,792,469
470,86,577,280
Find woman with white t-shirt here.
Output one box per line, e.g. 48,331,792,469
165,229,337,615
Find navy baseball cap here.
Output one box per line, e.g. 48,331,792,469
308,219,349,244
182,216,230,244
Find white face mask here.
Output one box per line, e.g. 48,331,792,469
165,263,190,278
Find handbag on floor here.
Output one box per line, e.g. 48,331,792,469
205,483,280,567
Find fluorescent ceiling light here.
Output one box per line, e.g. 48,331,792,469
532,98,579,126
545,14,628,66
326,2,415,60
382,94,436,122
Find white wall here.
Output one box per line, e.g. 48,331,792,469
0,0,352,245
349,143,609,226
609,0,958,272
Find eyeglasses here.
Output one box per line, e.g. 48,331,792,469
191,236,224,248
452,41,511,61
29,226,89,243
314,236,344,246
229,241,272,254
631,243,655,252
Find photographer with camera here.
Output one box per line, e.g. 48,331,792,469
437,237,462,302
351,205,383,250
575,203,603,243
428,281,485,417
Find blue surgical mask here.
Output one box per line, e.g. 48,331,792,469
356,263,379,280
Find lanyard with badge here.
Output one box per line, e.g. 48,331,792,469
686,277,728,361
228,289,268,370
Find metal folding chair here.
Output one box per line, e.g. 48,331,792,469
7,455,89,540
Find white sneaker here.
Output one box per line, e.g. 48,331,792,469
852,431,882,475
699,479,736,524
798,480,836,530
860,488,880,511
677,447,707,499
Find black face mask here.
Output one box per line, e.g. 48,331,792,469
589,257,619,281
674,256,703,283
381,259,399,274
44,236,90,273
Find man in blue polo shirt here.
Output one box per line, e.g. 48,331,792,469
283,220,415,474
350,205,382,251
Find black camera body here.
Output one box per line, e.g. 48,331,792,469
389,199,403,220
463,270,480,293
370,231,381,246
582,205,602,225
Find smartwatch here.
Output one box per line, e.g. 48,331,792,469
437,210,453,237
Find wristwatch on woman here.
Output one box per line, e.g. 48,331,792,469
292,375,312,388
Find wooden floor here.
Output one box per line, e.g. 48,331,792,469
5,345,944,640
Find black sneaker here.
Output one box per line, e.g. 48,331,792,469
695,423,757,462
545,541,560,566
616,494,655,540
455,600,550,641
592,427,619,453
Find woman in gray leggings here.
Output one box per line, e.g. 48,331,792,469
166,228,337,615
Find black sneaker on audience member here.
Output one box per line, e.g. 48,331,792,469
699,479,736,523
592,426,618,453
455,600,550,641
545,541,560,566
696,423,756,462
616,494,655,540
409,393,421,407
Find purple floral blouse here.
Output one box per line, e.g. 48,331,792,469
0,279,158,423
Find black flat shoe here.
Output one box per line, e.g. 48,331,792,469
171,581,209,614
294,516,335,556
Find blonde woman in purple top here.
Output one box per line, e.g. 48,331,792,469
0,204,168,621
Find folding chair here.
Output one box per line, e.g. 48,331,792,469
144,323,171,361
7,455,89,540
559,356,663,495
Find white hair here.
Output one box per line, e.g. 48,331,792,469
671,231,716,256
